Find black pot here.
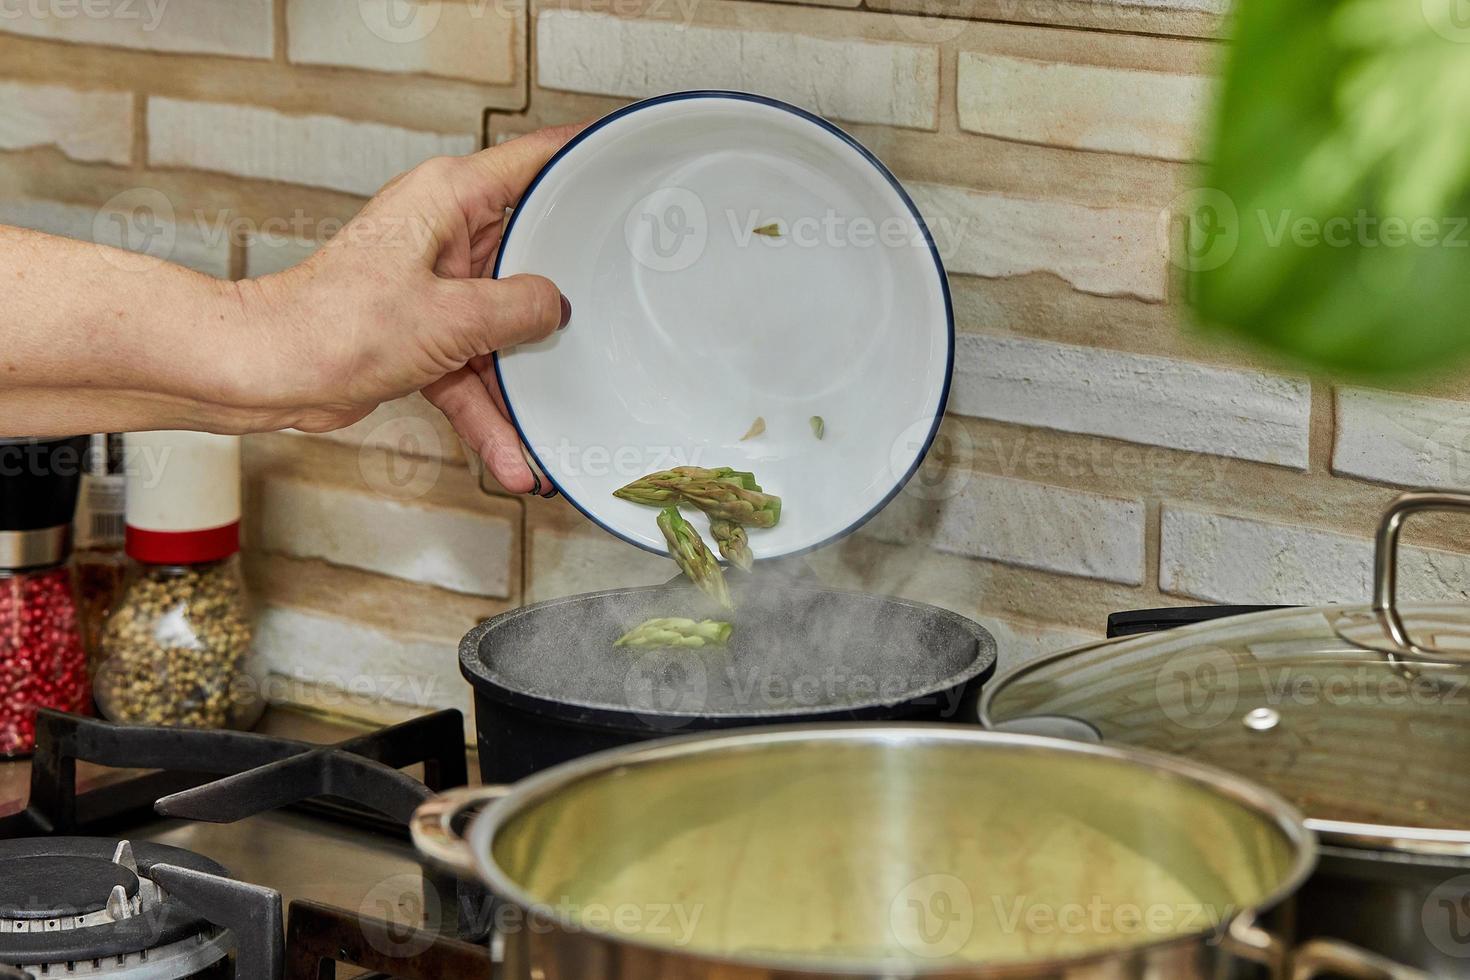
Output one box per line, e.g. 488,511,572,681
461,578,996,783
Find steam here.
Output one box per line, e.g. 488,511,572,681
474,568,990,720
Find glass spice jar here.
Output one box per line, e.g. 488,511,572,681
75,433,128,663
94,432,265,731
0,436,93,757
95,556,260,729
0,565,91,755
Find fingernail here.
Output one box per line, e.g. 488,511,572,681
558,294,572,330
520,444,550,498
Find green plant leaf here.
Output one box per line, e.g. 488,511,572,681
1190,0,1470,377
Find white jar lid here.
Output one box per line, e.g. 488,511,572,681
124,431,241,563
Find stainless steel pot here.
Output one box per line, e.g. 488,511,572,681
983,491,1470,975
413,725,1425,978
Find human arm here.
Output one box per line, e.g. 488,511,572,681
0,123,580,494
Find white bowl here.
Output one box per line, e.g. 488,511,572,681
494,91,953,561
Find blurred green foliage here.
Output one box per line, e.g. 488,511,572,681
1191,0,1470,377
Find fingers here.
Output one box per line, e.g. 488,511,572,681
422,368,539,494
461,123,587,206
438,272,569,359
373,122,587,267
476,363,553,498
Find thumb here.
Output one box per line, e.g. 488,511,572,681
460,123,587,207
438,273,570,358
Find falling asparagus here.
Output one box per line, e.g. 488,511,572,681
740,417,766,441
810,416,825,440
708,518,754,572
676,481,782,529
752,222,781,238
614,466,759,506
658,506,734,610
616,468,781,530
615,617,733,649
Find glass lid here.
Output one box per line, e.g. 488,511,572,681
982,492,1470,855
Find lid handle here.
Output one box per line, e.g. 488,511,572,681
1372,490,1470,662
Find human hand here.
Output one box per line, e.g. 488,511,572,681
238,124,581,494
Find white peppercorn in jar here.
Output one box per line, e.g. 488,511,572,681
96,556,260,729
94,432,265,730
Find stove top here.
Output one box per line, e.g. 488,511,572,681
0,838,240,978
0,708,490,980
1,842,143,924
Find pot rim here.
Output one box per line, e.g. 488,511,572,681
460,723,1318,976
459,585,998,724
978,608,1470,859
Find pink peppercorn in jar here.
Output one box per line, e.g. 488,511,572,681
0,436,92,757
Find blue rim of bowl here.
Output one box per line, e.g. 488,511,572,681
492,89,955,561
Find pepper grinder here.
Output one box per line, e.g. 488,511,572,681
0,436,92,756
94,432,264,730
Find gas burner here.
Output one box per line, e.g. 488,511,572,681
0,839,281,980
2,841,148,932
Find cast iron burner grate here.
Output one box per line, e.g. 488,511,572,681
284,901,488,980
0,838,280,980
2,709,490,978
3,708,468,840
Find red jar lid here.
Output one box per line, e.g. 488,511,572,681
125,521,240,565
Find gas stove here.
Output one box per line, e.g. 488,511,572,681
0,708,492,980
0,838,255,979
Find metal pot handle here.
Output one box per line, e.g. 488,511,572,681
1226,915,1431,980
1372,490,1470,663
1290,939,1434,980
410,784,512,879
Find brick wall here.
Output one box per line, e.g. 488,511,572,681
3,0,1466,731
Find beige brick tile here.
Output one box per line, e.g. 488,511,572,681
524,495,672,603
1160,507,1470,605
863,0,1225,39
909,182,1166,300
254,605,471,717
535,7,940,129
958,53,1212,162
869,472,1147,585
246,552,501,642
147,97,477,196
288,0,519,85
245,554,505,736
496,92,1192,213
243,433,519,599
803,543,1097,669
933,414,1470,562
809,532,1162,633
947,274,1267,371
0,31,518,130
951,334,1312,468
0,150,370,245
1334,387,1470,490
0,81,131,165
0,0,273,57
253,476,517,598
